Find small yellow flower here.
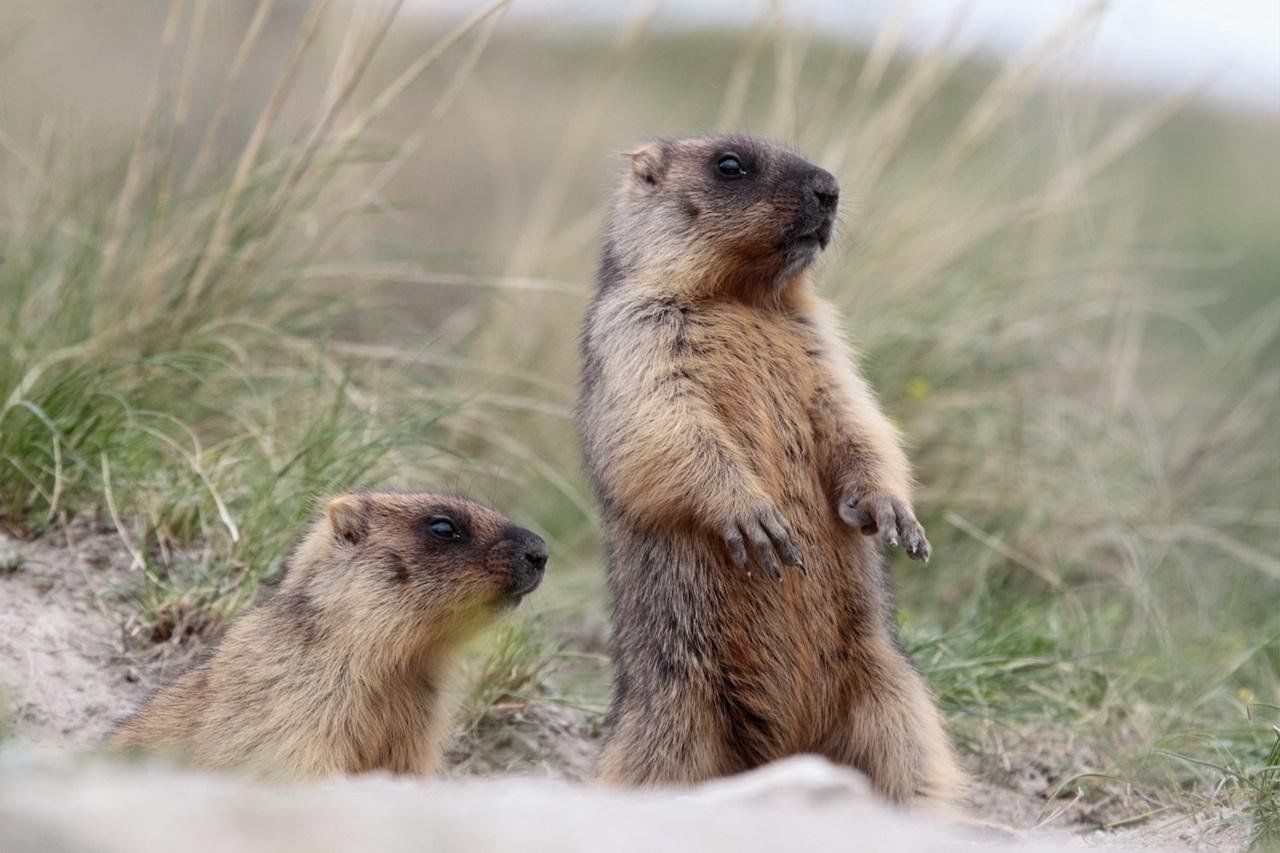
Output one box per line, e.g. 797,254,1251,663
1238,687,1256,704
904,376,932,400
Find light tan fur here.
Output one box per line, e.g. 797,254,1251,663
578,135,965,806
108,492,546,781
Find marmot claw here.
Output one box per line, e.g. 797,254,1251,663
722,504,805,581
839,491,931,563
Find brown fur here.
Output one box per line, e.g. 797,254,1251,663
576,135,965,806
108,491,547,780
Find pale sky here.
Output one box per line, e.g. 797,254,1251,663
424,0,1280,110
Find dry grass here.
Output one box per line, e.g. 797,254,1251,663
0,0,510,632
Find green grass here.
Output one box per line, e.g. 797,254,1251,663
1244,723,1280,850
0,2,480,635
1,2,1277,844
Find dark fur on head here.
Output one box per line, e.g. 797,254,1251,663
603,134,840,300
305,491,548,626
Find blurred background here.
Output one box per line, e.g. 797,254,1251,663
0,0,1276,843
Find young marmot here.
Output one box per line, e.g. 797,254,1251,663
576,135,964,805
109,491,547,780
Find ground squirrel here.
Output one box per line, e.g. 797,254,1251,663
109,491,547,780
576,134,964,805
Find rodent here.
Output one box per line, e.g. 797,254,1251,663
108,491,547,780
576,134,965,806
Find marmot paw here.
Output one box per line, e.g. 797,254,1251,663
721,504,805,581
838,491,931,562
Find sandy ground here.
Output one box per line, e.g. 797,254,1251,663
0,524,1251,851
0,522,163,746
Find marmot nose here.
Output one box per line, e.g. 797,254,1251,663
506,527,547,598
524,542,548,573
512,528,547,574
808,168,839,213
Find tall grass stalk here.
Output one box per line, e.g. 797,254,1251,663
0,0,503,635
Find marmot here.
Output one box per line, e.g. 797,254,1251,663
576,134,965,806
109,491,547,780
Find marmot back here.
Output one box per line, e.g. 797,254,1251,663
577,134,964,806
109,491,547,780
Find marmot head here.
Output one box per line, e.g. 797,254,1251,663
607,134,839,295
282,491,547,642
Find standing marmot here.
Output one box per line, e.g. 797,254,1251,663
576,134,964,805
109,491,547,780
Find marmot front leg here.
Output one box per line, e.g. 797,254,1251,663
582,306,806,578
816,384,931,561
602,415,807,579
823,418,932,562
801,300,932,562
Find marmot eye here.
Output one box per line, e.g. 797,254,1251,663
716,155,745,178
427,518,461,540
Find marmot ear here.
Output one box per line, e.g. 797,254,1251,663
327,495,367,544
629,143,668,186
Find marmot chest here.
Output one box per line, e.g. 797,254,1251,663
691,306,826,490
